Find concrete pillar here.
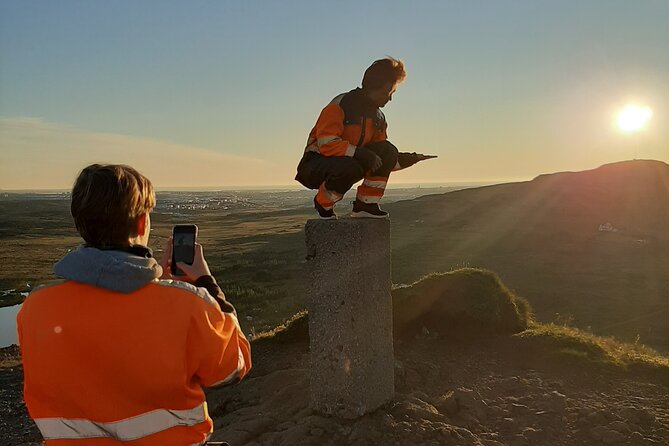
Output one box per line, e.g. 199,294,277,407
305,219,394,418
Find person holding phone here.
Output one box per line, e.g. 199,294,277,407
295,57,437,219
171,224,199,276
17,164,251,445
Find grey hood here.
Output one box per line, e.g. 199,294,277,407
54,246,163,293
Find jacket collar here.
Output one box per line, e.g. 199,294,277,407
54,245,162,293
351,87,377,112
85,243,154,258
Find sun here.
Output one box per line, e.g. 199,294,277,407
616,105,653,133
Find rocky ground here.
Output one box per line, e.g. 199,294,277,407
2,322,668,446
204,324,669,446
0,346,41,446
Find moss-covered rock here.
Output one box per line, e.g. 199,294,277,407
392,268,532,337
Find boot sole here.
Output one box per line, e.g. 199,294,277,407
350,211,389,219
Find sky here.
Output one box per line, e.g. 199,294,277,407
1,0,667,190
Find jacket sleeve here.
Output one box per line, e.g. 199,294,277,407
187,301,252,388
194,275,236,315
313,103,357,157
370,113,388,145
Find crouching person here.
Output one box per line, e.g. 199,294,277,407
17,164,251,445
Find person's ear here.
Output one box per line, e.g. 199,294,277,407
136,213,149,237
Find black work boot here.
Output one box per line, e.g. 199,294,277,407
351,200,389,219
314,197,336,220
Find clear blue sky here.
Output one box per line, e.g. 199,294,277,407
1,0,667,189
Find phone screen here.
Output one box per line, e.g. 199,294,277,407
174,233,195,264
172,225,197,275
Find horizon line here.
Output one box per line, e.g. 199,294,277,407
0,178,523,194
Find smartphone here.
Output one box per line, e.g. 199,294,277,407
171,224,198,276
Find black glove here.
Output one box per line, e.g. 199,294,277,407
397,152,420,168
353,147,382,171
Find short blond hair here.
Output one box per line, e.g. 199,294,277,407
71,164,155,246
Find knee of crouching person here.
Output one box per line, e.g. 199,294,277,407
369,141,399,162
385,143,399,163
329,162,365,194
381,142,399,169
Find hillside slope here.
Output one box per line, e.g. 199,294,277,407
388,159,669,351
4,268,667,446
203,269,669,445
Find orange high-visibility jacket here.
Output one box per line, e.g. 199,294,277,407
17,246,251,446
304,87,388,157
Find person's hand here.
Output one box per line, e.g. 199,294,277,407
158,238,212,283
353,147,383,173
158,237,174,280
175,243,212,283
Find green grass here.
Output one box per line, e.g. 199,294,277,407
250,266,669,379
516,323,669,372
388,266,668,373
2,161,669,355
387,161,669,352
392,268,532,337
251,310,309,344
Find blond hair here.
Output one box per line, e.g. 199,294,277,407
71,164,155,246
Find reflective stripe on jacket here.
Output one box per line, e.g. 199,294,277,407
17,279,251,445
304,88,388,157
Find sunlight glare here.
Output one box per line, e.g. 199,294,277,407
616,105,653,133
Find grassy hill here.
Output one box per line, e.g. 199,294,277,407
208,269,669,445
4,268,667,445
1,159,667,353
388,159,669,352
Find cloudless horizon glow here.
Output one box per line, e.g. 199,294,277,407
1,0,668,190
